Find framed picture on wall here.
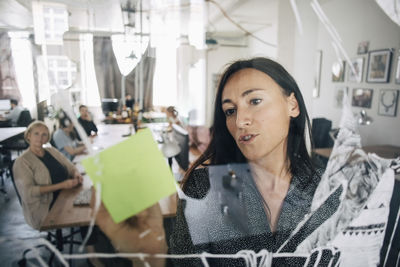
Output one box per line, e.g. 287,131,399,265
357,41,369,55
332,61,345,82
347,57,364,83
366,49,392,83
395,55,400,84
352,88,373,108
378,89,399,116
334,86,348,108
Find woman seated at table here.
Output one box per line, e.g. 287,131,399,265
13,121,128,267
53,115,86,161
13,121,83,230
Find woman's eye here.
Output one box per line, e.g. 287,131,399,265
224,108,235,117
250,98,262,105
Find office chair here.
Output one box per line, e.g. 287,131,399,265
0,151,11,201
172,124,189,171
1,132,29,155
311,118,333,149
16,110,33,127
9,160,82,266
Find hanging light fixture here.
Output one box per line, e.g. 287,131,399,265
357,109,373,125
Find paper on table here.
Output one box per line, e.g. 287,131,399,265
81,128,177,223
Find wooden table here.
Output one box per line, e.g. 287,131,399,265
41,123,178,231
40,178,177,230
0,127,26,143
40,177,93,231
313,145,400,159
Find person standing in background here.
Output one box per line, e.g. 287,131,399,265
78,105,98,136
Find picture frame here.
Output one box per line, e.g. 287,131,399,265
331,61,345,82
347,57,364,83
334,86,348,108
366,49,392,83
352,88,373,108
378,89,399,117
357,41,369,55
395,55,400,84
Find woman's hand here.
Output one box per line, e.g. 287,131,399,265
73,171,84,184
62,178,80,189
90,189,167,267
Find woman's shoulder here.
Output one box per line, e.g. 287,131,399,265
15,149,34,163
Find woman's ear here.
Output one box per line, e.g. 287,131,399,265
287,92,300,118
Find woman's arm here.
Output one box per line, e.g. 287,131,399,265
39,178,80,194
90,192,167,267
63,145,86,157
48,147,83,180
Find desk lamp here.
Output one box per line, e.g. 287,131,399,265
357,109,373,125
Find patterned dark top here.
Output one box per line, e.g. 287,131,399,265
169,167,323,266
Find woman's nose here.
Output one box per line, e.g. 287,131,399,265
236,109,251,128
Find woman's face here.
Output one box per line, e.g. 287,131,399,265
221,68,299,164
28,125,49,148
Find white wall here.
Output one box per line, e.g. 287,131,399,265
312,0,400,146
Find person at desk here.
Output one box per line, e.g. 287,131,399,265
125,94,134,110
13,121,120,267
13,121,83,229
91,58,399,266
78,104,98,136
4,99,23,126
53,116,86,161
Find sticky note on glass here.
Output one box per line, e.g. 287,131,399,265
81,128,177,223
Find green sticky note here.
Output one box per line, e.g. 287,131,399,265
81,128,177,223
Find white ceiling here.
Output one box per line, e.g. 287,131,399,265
206,0,277,38
0,0,278,39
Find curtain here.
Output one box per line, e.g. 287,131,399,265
0,32,21,101
93,36,121,99
93,37,156,111
125,49,156,110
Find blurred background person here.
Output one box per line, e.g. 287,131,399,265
78,104,98,136
53,115,86,161
4,99,23,126
125,94,134,110
13,121,83,229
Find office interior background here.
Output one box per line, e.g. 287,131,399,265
0,0,398,147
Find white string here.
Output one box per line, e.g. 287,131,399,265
200,252,210,267
26,245,48,267
79,182,102,252
258,249,273,267
310,0,359,83
139,229,152,239
38,238,69,266
0,237,68,266
1,236,329,266
289,0,304,35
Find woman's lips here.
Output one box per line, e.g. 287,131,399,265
238,134,258,144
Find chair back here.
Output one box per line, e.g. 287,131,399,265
17,110,33,127
9,160,22,205
172,124,189,171
312,118,333,148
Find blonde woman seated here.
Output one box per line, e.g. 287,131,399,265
13,121,83,230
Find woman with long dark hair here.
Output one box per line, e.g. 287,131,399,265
93,58,325,266
168,57,322,266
